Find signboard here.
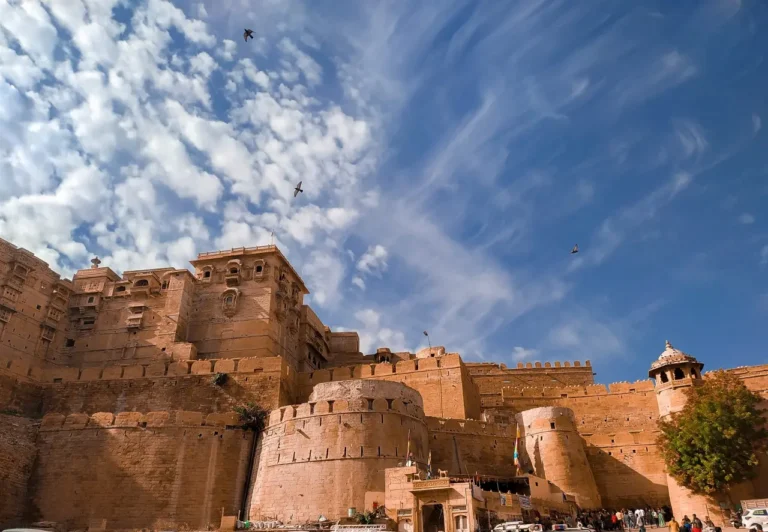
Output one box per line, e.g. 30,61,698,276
500,494,507,506
518,495,532,510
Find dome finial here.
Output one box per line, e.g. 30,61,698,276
665,340,672,349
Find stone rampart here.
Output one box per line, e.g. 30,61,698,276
490,380,659,433
41,356,293,416
517,407,601,509
0,414,38,528
467,360,594,394
248,380,428,523
31,410,253,531
298,354,481,419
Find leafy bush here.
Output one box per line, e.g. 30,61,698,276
211,372,228,386
234,402,268,434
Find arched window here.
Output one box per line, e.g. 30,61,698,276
690,368,698,378
660,372,669,383
115,286,126,293
256,265,263,273
161,281,168,290
135,279,149,287
673,368,685,380
225,295,234,305
203,271,211,278
230,268,239,274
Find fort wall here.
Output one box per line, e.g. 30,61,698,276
0,414,38,528
517,407,601,509
298,354,481,419
0,357,45,417
487,380,660,433
467,361,594,394
40,356,295,415
582,432,669,509
30,410,253,531
248,381,429,523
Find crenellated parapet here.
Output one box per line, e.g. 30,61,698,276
426,416,515,437
41,355,290,383
39,410,244,431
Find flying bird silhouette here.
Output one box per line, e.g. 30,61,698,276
294,181,303,198
570,244,579,254
243,29,254,42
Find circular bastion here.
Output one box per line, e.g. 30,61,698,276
517,406,602,509
248,380,428,523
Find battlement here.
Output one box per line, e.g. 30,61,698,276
500,380,654,399
298,353,464,388
468,360,591,372
39,410,244,431
425,416,515,437
581,430,660,447
0,353,44,381
41,355,289,383
267,395,426,427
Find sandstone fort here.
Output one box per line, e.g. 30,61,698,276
0,237,766,531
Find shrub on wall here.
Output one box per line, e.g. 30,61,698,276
234,402,268,434
658,370,768,495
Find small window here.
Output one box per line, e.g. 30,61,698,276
116,286,126,293
225,296,234,305
256,265,263,273
673,368,685,380
203,271,211,278
65,339,75,347
87,296,95,303
660,372,669,383
83,319,95,326
550,422,555,429
36,305,41,310
367,399,374,411
161,281,168,290
135,279,149,287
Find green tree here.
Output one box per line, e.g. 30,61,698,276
658,370,768,495
234,402,268,434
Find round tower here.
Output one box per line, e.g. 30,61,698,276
649,341,753,525
516,406,601,509
247,380,428,523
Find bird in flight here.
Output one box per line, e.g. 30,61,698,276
294,181,304,198
570,244,579,254
243,29,254,42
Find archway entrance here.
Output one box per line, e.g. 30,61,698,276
421,503,446,532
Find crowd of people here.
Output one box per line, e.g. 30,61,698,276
565,508,720,532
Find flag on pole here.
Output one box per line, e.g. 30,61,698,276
514,423,521,475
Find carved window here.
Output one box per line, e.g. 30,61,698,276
87,296,95,303
222,289,239,317
115,286,126,293
135,279,149,287
203,271,211,278
229,267,239,274
0,309,11,323
65,339,75,347
673,368,685,380
690,368,698,378
660,372,669,383
255,264,263,273
161,281,168,290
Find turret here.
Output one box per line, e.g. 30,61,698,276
649,341,753,525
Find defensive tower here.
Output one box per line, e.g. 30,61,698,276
516,406,601,509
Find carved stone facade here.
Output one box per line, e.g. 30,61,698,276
0,236,766,531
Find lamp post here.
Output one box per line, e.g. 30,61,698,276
423,330,431,350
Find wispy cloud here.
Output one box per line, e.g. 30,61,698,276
739,213,755,225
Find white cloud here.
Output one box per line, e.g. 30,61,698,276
739,213,755,225
357,245,388,275
353,308,408,354
761,245,768,267
753,114,762,134
511,346,538,361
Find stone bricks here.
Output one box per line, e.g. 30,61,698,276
0,414,38,528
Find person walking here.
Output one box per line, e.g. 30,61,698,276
658,509,666,528
668,517,680,532
691,514,703,532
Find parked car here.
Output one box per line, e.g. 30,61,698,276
743,508,768,530
493,522,543,532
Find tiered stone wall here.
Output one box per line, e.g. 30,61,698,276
40,356,295,415
248,380,429,523
467,360,594,394
298,354,481,419
30,410,253,531
0,414,38,528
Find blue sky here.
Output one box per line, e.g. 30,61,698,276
1,0,766,383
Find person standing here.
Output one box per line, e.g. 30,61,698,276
658,509,666,528
668,517,680,532
691,514,702,532
617,510,624,531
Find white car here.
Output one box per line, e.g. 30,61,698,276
493,522,542,532
743,508,768,529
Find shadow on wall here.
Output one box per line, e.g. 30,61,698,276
586,445,670,509
27,413,253,530
41,373,279,416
